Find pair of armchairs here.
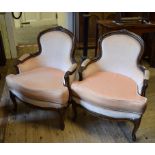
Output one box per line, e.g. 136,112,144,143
6,26,149,141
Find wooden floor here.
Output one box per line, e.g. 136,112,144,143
0,57,155,143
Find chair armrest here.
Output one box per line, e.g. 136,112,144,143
139,65,150,96
81,58,91,68
67,63,78,73
79,59,91,81
17,53,41,73
144,69,150,80
18,53,31,63
140,65,150,80
64,63,78,88
79,59,101,81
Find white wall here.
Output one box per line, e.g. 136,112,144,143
57,12,73,32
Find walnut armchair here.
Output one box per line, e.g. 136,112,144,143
6,26,77,130
71,29,149,141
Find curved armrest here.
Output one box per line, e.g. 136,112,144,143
18,53,31,63
144,69,150,80
79,59,91,81
81,58,91,67
140,65,150,80
139,65,150,96
67,63,77,73
64,63,78,88
79,59,101,81
17,54,41,73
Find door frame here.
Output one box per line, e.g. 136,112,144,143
5,12,17,59
0,13,12,59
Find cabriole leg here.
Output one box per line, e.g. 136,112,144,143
9,91,17,113
132,118,141,141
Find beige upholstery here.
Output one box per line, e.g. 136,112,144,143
6,67,69,107
6,27,77,109
72,72,147,114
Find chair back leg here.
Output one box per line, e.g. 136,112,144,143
72,100,77,121
58,108,65,130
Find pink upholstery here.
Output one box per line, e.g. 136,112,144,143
71,71,147,114
6,67,69,107
18,56,43,73
6,28,77,110
81,34,145,94
82,61,102,79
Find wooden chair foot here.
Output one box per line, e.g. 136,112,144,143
9,91,17,113
132,132,137,141
132,118,141,141
60,122,65,130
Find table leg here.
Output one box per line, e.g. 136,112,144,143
95,23,99,57
82,13,89,61
150,33,155,67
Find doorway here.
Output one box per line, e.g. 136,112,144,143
12,12,57,57
4,12,74,58
14,12,57,45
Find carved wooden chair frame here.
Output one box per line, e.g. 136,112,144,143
9,26,77,130
72,29,149,141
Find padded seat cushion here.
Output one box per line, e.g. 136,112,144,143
71,71,147,114
6,67,69,106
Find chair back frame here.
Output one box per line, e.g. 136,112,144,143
16,26,76,73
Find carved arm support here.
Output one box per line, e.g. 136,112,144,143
64,63,78,89
79,58,101,81
139,65,150,96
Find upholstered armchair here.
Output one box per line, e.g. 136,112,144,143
71,29,149,141
6,26,77,130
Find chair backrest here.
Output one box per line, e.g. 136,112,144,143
96,29,144,93
36,26,75,71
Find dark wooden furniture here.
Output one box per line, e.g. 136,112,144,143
95,20,155,67
0,31,6,66
72,30,149,141
75,13,116,58
6,26,77,130
82,12,90,60
114,12,150,24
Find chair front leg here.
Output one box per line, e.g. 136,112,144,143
9,91,17,113
132,118,142,141
58,108,65,130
